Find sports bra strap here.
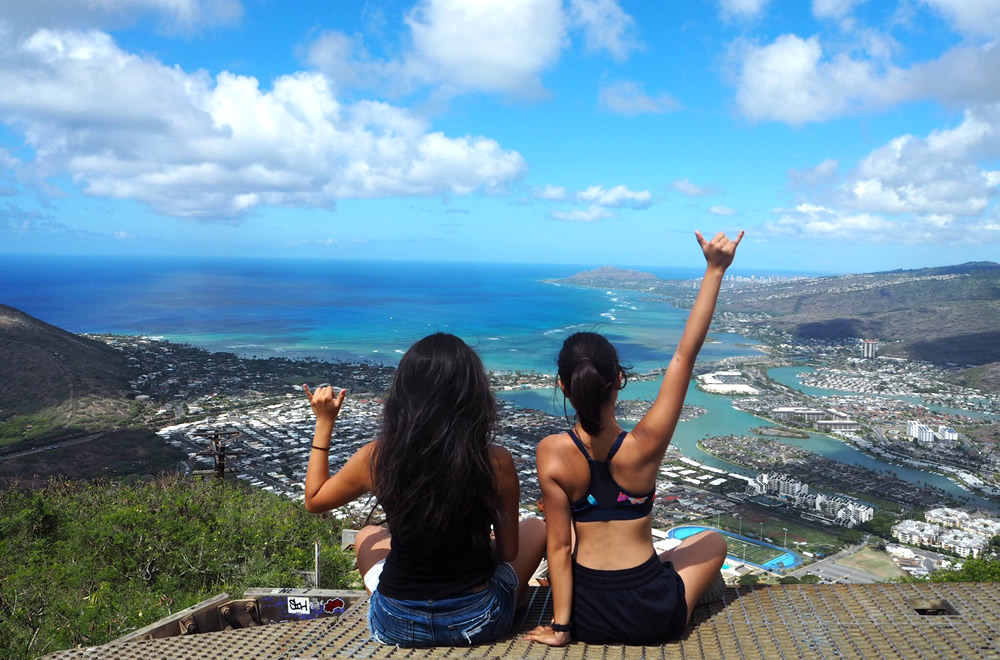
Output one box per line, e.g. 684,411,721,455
567,429,590,458
604,431,628,462
567,429,628,462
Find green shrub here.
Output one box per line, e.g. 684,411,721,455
0,475,354,658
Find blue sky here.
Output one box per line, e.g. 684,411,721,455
1,0,999,273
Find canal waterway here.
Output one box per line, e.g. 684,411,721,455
499,377,999,511
767,366,996,420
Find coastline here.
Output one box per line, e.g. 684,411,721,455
739,400,998,503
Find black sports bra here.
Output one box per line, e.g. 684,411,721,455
568,429,655,522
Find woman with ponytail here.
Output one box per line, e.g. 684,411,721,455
526,231,743,646
304,333,545,647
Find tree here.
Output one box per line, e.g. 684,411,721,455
778,576,801,584
927,557,1000,583
799,574,821,584
738,574,760,586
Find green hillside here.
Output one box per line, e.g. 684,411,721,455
0,475,356,659
0,305,136,444
715,262,1000,366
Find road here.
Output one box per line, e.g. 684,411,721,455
787,540,884,584
0,431,108,462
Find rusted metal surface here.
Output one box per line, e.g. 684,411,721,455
41,583,1000,659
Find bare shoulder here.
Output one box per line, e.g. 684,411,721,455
536,432,567,455
489,444,514,470
536,432,574,469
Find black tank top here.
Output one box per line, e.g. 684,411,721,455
377,506,496,599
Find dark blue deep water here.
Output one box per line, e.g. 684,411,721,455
0,255,761,373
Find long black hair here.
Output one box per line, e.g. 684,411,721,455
373,333,498,546
557,332,629,436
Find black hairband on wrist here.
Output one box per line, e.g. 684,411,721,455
550,621,570,633
311,445,330,451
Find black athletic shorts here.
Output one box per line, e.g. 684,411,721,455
571,554,688,645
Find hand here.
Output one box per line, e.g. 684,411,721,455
695,230,744,272
524,625,571,647
303,384,347,424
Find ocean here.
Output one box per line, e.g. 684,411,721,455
0,255,762,374
4,254,993,507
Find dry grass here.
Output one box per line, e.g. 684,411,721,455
838,546,908,580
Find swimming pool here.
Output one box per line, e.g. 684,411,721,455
667,525,802,570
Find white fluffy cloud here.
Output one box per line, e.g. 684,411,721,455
709,205,736,216
307,0,640,99
0,29,526,219
734,34,885,123
765,203,894,239
550,205,616,222
734,32,1000,123
719,0,770,19
671,179,717,196
405,0,567,97
765,203,1000,244
307,0,566,99
598,80,680,115
577,184,651,208
921,0,1000,37
768,104,1000,244
534,185,567,201
568,0,642,62
542,183,652,221
842,105,1000,216
812,0,864,19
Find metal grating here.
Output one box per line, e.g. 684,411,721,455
41,582,1000,660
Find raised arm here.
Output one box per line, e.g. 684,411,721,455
303,384,374,513
632,230,743,450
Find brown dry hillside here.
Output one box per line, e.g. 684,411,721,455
0,305,134,439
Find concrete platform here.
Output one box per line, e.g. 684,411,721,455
43,582,1000,659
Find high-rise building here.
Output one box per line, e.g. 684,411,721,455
862,339,878,359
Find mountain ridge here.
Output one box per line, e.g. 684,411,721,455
552,262,1000,371
0,305,135,442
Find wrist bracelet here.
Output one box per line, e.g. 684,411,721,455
550,621,570,633
311,445,330,451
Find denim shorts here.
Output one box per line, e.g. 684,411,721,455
367,562,518,646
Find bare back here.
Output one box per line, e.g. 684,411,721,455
544,427,666,570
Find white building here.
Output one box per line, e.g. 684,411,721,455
862,339,878,359
808,493,874,528
938,529,988,558
746,473,809,506
771,407,826,422
698,371,760,395
938,426,959,441
892,520,941,545
925,507,970,529
815,419,861,432
964,517,1000,538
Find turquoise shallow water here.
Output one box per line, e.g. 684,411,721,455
767,366,996,420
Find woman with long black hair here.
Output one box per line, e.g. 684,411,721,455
526,230,742,646
304,332,545,647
